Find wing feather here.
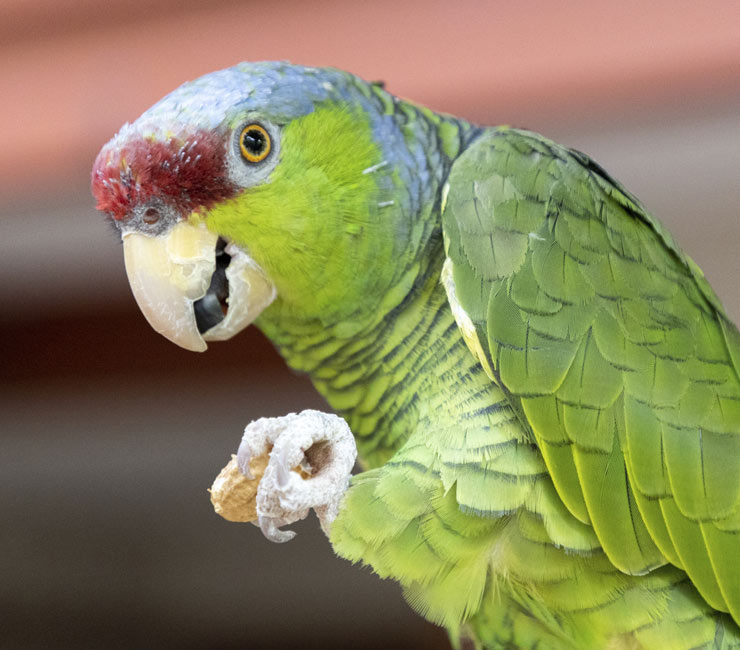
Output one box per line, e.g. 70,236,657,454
442,127,740,623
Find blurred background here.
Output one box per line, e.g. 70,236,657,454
2,1,740,648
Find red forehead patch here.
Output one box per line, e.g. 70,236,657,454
91,129,239,221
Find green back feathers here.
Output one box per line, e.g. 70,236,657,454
441,127,740,624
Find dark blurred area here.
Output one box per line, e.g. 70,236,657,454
2,1,740,648
3,319,448,650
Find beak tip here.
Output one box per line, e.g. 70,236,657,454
123,223,217,354
149,318,208,353
191,340,208,353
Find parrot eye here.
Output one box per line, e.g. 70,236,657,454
239,124,271,163
227,118,279,188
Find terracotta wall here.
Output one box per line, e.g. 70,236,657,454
2,0,740,198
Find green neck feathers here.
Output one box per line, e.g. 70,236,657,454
210,95,477,460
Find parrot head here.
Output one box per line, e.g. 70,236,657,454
93,62,443,352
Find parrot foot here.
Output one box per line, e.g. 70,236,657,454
237,410,357,543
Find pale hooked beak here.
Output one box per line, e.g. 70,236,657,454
122,220,276,352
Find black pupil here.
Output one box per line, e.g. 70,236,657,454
243,129,266,155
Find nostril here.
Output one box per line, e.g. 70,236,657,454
143,206,160,224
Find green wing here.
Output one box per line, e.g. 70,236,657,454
441,127,740,623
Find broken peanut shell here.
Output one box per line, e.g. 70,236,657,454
209,454,268,522
209,452,312,523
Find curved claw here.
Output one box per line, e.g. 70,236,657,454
274,448,291,489
229,410,357,543
258,515,296,543
236,443,254,479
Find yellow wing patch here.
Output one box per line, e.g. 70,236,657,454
441,257,496,383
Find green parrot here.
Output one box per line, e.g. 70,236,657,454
92,62,740,649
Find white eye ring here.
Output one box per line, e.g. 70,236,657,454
226,117,280,188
